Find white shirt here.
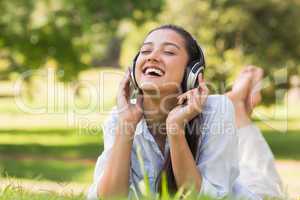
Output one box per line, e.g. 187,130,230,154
87,95,263,200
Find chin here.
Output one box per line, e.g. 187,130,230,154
140,81,162,95
140,82,181,97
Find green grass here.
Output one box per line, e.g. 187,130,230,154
0,128,102,183
1,121,299,185
263,130,300,160
0,128,102,145
0,82,299,198
0,143,101,159
0,184,225,200
0,159,94,183
0,186,85,200
1,181,283,200
1,107,299,184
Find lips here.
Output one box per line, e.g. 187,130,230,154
142,66,165,77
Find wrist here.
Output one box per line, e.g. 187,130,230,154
116,120,137,140
167,127,186,145
166,122,185,136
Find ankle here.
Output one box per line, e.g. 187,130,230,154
233,101,251,128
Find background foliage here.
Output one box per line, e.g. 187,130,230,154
1,0,298,103
0,0,164,80
0,1,300,198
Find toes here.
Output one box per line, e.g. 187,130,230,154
246,65,255,71
251,67,264,92
246,66,264,113
255,68,264,79
247,91,262,114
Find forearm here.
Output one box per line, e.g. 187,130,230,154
97,123,134,199
167,127,202,192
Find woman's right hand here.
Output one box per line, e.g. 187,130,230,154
116,69,143,134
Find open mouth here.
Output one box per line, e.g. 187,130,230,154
143,67,165,77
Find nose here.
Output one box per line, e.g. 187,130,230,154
146,49,160,63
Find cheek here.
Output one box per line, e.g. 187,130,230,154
166,60,186,82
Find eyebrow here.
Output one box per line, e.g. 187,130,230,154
142,42,181,50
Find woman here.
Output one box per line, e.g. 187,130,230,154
87,25,283,200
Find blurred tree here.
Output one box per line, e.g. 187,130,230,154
0,0,164,80
157,0,300,104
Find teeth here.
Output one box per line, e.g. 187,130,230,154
145,67,163,76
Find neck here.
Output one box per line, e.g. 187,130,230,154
141,90,179,154
142,91,178,136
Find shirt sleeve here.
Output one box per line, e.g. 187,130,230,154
87,107,119,200
196,95,240,199
237,124,283,199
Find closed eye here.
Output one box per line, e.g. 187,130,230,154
140,50,151,54
164,51,175,55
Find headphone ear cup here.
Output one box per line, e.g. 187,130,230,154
130,65,138,91
185,61,204,91
182,61,197,92
182,65,191,92
130,53,140,91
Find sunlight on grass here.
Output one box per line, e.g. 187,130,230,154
0,69,299,199
0,159,94,183
0,128,101,145
0,186,86,200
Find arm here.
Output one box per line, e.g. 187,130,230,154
165,73,208,192
167,128,202,191
88,70,143,200
167,95,240,199
97,121,135,199
87,109,135,200
98,70,143,199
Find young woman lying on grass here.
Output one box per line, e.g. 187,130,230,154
87,24,283,200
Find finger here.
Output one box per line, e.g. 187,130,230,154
177,95,187,105
191,89,203,104
118,70,130,92
177,90,192,100
197,73,204,85
135,91,144,110
118,70,131,105
189,89,207,114
177,90,193,105
194,82,208,108
197,79,208,93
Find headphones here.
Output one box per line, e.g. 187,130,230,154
130,40,205,93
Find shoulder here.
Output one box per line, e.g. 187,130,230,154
103,106,119,128
200,94,236,136
203,94,234,112
101,106,119,141
202,94,235,121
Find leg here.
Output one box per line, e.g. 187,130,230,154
226,66,284,199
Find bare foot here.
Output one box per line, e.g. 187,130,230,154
245,65,264,115
226,67,253,128
227,68,252,103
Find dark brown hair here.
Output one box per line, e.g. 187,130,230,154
147,24,203,194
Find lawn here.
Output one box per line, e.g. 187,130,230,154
0,69,299,199
0,126,100,183
0,186,85,200
1,125,299,184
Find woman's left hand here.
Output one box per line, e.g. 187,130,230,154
166,74,209,132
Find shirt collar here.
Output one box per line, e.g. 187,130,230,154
134,116,156,143
135,116,169,159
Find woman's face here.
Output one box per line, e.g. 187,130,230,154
135,29,189,96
